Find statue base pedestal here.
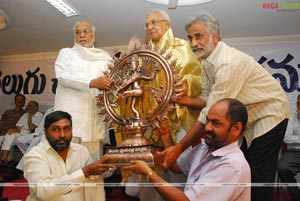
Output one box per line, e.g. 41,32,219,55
104,123,163,167
104,144,162,167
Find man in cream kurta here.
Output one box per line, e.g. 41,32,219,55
54,21,113,161
24,111,115,201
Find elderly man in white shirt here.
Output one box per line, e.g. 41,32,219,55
54,20,113,161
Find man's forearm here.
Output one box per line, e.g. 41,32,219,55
188,97,206,110
176,96,206,110
160,131,174,148
178,120,204,151
147,171,189,201
160,120,204,168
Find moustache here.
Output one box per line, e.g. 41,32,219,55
205,131,216,138
55,137,67,143
192,45,205,53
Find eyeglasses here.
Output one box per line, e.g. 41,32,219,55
75,29,93,35
144,20,166,29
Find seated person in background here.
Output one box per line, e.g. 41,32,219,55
277,95,300,201
0,94,26,144
0,101,43,165
1,107,54,181
123,98,251,201
15,107,53,155
0,94,26,197
24,110,116,201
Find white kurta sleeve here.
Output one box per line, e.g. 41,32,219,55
55,48,91,92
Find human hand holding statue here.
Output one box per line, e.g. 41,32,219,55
122,160,152,177
159,120,205,168
153,115,182,168
174,81,187,98
174,80,206,110
122,115,180,171
90,75,112,90
157,143,183,168
82,156,116,177
173,81,194,107
150,81,187,104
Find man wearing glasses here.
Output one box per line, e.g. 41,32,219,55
53,21,115,199
123,9,204,201
53,20,113,162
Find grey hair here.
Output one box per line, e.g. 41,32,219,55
147,9,170,23
73,20,96,34
185,10,219,36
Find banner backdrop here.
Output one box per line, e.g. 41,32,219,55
0,38,299,131
0,55,57,113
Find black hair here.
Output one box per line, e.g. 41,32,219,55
44,111,72,129
222,98,248,133
15,94,25,101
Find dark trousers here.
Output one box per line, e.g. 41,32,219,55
241,119,288,201
277,149,300,201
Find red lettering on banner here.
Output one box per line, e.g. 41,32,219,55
263,2,279,9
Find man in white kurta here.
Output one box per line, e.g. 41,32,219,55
25,137,98,201
54,21,113,161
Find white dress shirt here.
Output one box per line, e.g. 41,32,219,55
284,110,300,149
24,138,105,201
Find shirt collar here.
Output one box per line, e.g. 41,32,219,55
211,141,240,157
206,41,224,66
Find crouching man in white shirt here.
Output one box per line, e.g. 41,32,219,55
24,110,115,201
